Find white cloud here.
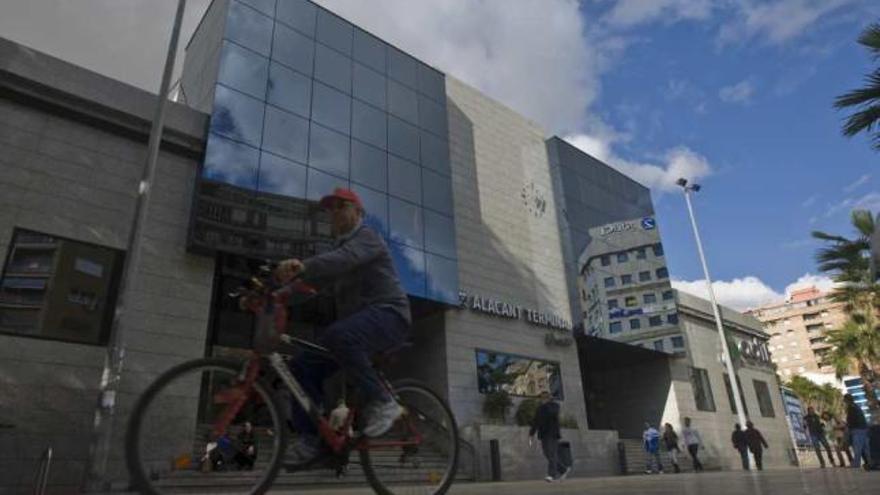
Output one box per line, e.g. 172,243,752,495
564,134,713,193
719,79,755,104
718,0,858,46
784,273,838,297
672,276,783,311
602,0,714,28
822,192,880,219
801,195,819,208
843,174,871,193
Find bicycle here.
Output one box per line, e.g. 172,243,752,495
125,264,459,495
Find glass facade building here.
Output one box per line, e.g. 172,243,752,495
187,0,458,304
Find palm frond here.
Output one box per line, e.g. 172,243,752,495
857,22,880,56
851,209,876,237
833,71,880,109
840,105,880,138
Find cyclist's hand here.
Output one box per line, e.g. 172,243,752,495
275,259,304,283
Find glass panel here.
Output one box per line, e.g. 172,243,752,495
351,99,387,149
426,253,458,304
257,152,307,197
353,28,386,73
388,116,419,163
238,0,275,17
388,155,421,204
388,241,425,297
202,133,259,189
275,0,316,37
420,130,449,175
417,63,445,102
350,183,387,235
272,22,315,75
388,197,423,249
217,40,269,100
424,210,456,259
350,139,386,192
388,80,419,125
210,85,265,147
422,168,453,215
262,105,309,163
308,123,350,179
475,350,563,399
226,0,273,55
306,167,347,201
266,62,311,118
418,94,448,138
388,46,416,88
690,367,716,412
311,81,351,134
316,9,353,56
352,63,386,110
314,43,352,94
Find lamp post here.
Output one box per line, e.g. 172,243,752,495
676,178,749,431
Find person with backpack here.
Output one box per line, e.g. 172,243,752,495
662,423,681,473
731,423,749,470
643,422,664,474
745,421,769,471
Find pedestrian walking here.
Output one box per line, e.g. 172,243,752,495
844,394,872,469
529,391,571,482
662,423,681,473
745,421,769,471
804,407,836,467
823,411,852,467
642,422,664,474
681,417,704,471
731,423,749,470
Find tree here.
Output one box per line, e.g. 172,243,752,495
786,375,845,417
834,22,880,150
826,313,880,414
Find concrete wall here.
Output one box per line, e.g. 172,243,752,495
180,0,227,113
0,38,213,493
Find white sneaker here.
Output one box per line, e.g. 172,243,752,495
362,399,403,437
559,466,572,480
545,476,555,482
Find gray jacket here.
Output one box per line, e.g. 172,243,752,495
303,224,411,325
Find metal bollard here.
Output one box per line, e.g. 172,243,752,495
489,439,501,481
617,441,627,475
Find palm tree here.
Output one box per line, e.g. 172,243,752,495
786,375,846,416
834,22,880,150
825,312,880,414
812,209,879,312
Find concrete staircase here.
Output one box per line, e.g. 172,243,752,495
618,438,697,474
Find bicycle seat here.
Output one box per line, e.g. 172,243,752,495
371,342,413,367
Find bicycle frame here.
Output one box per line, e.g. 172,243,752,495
211,278,424,458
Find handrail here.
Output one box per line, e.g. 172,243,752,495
458,435,480,481
32,447,52,495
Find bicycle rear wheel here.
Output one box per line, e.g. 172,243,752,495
360,379,459,495
125,358,288,495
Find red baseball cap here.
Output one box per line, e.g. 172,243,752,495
319,187,363,211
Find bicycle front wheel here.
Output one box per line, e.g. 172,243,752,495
125,358,288,495
360,379,459,495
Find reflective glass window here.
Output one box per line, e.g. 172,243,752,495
311,81,351,134
314,43,352,94
353,28,386,73
389,197,423,249
600,256,611,267
202,133,259,189
672,336,684,348
656,267,669,279
388,80,418,125
629,318,641,330
604,277,615,288
426,253,458,304
422,168,453,216
316,9,353,56
266,62,311,118
388,46,416,87
639,271,651,282
417,63,445,102
649,315,663,327
276,0,316,37
218,41,269,99
389,241,425,297
617,252,628,263
351,99,386,149
350,139,386,192
420,131,449,175
272,22,314,75
609,322,622,334
388,117,419,163
350,183,387,235
607,299,618,309
238,0,275,17
388,156,421,204
418,95,447,137
308,123,350,179
226,1,273,55
621,274,632,285
352,63,386,110
262,105,309,163
211,85,265,147
424,210,456,259
306,167,347,201
257,152,307,197
644,293,657,304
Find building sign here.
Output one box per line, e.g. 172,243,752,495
737,337,771,365
609,302,675,320
458,291,572,331
598,217,656,237
781,388,810,447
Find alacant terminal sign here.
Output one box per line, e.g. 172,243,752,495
458,291,572,331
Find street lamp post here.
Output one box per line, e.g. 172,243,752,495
676,178,749,431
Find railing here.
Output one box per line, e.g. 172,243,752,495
32,447,53,495
458,435,479,481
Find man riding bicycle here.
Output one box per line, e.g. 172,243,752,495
274,187,411,464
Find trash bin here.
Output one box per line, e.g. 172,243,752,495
558,440,573,469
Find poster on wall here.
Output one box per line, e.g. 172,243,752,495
781,387,810,447
475,350,563,399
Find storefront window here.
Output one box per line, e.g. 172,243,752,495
690,367,716,412
753,380,776,417
723,373,750,416
475,350,563,399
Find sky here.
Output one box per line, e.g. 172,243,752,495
0,0,877,311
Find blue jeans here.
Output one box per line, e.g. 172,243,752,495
850,428,871,468
287,306,409,435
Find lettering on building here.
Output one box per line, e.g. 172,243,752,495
458,291,572,331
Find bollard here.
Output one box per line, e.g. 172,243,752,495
617,441,627,475
489,439,501,481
